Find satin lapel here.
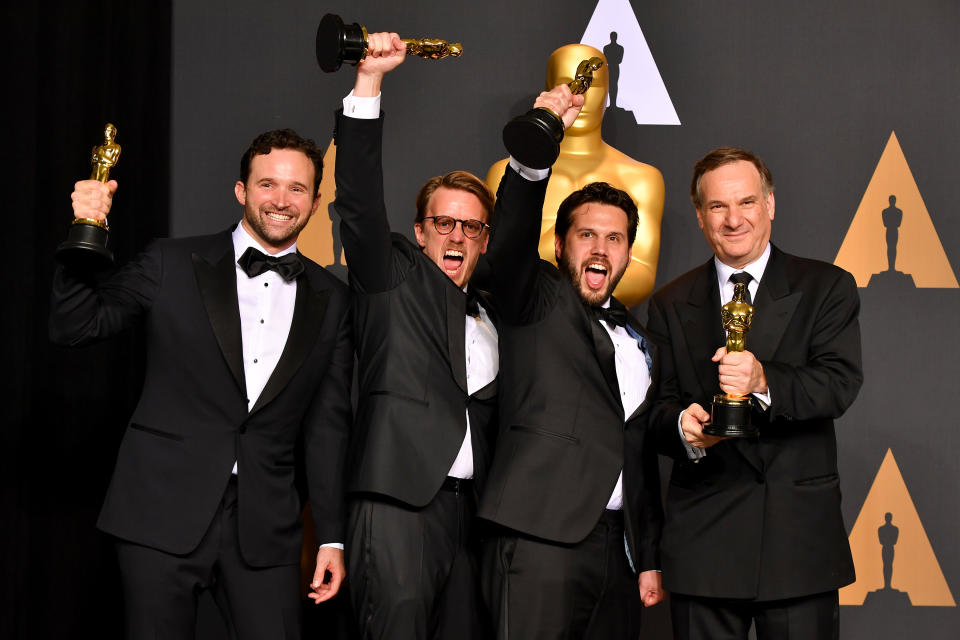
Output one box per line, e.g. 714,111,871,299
250,270,331,415
677,262,724,401
193,248,245,396
748,249,801,362
581,298,621,404
446,285,468,394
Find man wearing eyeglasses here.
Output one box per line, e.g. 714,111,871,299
330,33,534,639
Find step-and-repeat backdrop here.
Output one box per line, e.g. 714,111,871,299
171,1,958,637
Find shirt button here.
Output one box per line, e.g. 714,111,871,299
260,319,264,324
264,282,268,287
253,358,258,363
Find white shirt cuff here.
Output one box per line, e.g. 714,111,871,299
678,410,706,461
319,542,344,550
753,389,771,409
342,90,381,119
508,157,550,182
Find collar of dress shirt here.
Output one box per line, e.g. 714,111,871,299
232,221,298,261
713,242,771,293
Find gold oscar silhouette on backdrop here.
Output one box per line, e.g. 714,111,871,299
486,43,664,306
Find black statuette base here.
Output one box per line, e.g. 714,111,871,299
706,394,757,438
502,108,565,170
56,221,113,269
316,14,366,73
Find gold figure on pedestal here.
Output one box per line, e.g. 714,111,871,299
706,281,756,437
91,123,121,184
487,44,664,306
720,282,753,355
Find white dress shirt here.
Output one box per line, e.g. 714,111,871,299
232,223,298,474
597,300,653,510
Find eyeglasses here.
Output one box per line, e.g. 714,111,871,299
422,216,491,239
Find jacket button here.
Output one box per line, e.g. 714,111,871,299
239,425,247,434
755,474,765,484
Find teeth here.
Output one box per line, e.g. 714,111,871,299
445,250,464,258
587,263,607,273
266,212,292,221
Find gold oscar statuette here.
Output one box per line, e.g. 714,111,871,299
56,123,121,267
501,57,605,170
705,281,759,437
316,14,462,72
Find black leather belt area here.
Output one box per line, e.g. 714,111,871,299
441,476,473,494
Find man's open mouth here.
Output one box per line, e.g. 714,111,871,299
584,262,608,290
443,249,464,273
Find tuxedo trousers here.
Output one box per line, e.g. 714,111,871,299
346,482,489,640
482,509,643,640
670,590,839,640
114,476,301,640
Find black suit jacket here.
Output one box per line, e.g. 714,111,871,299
476,166,662,573
49,229,353,567
647,245,862,600
333,111,516,506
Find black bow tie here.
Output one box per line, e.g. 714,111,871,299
465,290,482,318
590,304,627,329
237,246,304,282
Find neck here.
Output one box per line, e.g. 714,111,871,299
558,125,605,157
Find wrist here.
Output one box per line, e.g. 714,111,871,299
353,72,383,98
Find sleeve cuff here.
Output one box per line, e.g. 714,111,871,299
319,542,344,550
342,90,381,119
508,157,550,182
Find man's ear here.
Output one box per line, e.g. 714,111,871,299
414,222,425,248
235,181,247,206
554,233,564,262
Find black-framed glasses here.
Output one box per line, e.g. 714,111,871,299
422,216,491,239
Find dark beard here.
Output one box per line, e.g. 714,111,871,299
558,252,625,307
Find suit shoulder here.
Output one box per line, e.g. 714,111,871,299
651,262,709,303
778,250,853,285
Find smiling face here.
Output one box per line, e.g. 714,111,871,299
555,201,631,306
234,148,320,253
696,160,775,269
414,186,490,288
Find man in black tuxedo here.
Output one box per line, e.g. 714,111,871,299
49,129,353,639
331,34,518,639
646,147,863,640
479,85,665,639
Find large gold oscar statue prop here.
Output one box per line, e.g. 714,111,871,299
56,123,121,267
486,44,664,306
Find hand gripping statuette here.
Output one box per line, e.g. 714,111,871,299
502,57,604,170
56,123,121,268
316,14,462,73
705,281,759,437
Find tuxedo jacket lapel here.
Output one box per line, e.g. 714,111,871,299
580,297,621,405
750,248,802,362
445,284,468,394
193,240,245,397
678,261,725,401
250,266,331,415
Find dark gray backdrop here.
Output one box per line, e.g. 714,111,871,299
170,1,959,638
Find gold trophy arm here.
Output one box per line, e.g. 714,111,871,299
568,57,604,95
400,38,463,59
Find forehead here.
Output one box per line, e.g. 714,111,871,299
699,160,764,202
248,148,315,183
568,202,628,233
426,186,487,222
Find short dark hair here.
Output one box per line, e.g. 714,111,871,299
555,182,639,246
690,147,774,208
239,129,324,193
415,171,494,224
